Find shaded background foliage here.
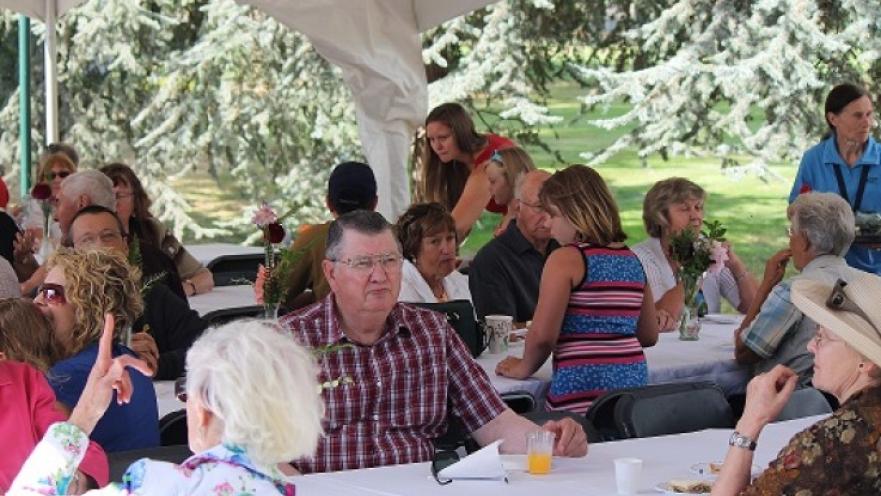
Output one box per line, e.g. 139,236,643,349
0,0,878,239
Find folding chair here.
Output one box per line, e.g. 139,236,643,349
410,300,486,358
207,254,264,286
587,381,734,441
201,305,265,327
159,409,188,446
775,387,833,422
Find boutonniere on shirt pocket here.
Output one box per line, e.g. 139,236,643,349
313,343,356,393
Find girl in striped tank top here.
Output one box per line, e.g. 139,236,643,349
496,165,659,415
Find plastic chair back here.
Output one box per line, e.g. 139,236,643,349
775,387,833,422
587,381,734,440
410,300,486,357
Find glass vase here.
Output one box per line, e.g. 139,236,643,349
678,301,701,341
264,302,281,320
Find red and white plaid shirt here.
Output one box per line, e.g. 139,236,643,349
282,295,507,474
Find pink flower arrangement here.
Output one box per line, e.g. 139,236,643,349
251,202,278,227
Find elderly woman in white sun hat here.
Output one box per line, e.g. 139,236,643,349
711,273,881,495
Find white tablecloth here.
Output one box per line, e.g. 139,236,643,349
185,243,264,267
187,284,256,317
480,316,749,403
294,415,825,495
155,316,749,419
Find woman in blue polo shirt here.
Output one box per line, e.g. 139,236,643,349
36,248,159,452
790,83,881,274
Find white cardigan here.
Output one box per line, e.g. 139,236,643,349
398,259,472,303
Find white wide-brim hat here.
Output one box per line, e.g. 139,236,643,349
791,274,881,368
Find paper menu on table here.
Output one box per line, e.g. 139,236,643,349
437,440,507,481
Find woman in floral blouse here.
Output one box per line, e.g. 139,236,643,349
712,273,881,495
10,319,324,495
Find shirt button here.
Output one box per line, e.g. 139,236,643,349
376,380,382,387
372,414,380,421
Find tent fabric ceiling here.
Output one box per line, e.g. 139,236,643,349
0,0,498,217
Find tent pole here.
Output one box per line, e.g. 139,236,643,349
19,15,32,197
45,0,59,145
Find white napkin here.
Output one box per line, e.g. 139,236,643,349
437,440,507,481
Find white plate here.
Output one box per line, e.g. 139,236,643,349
654,481,711,495
703,313,741,325
690,461,762,478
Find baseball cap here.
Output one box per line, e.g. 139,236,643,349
328,161,377,214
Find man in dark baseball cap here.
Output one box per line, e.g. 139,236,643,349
327,161,377,214
259,161,378,311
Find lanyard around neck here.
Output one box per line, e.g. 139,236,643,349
832,163,870,212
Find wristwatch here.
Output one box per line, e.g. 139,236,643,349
729,431,757,451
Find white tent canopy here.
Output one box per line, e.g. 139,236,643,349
0,0,497,218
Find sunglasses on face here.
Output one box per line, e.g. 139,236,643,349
430,450,460,485
38,283,66,304
45,171,71,181
175,375,187,402
825,279,880,337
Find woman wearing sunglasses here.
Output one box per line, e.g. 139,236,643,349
37,152,77,204
11,318,323,494
0,299,108,493
712,273,881,495
486,147,536,237
35,248,160,453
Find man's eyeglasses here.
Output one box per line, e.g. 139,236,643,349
519,200,546,214
825,279,880,336
330,253,403,274
430,450,460,485
75,230,125,247
45,170,71,181
38,283,66,305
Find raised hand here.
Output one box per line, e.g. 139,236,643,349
68,314,153,436
130,332,159,378
761,249,791,288
739,365,798,435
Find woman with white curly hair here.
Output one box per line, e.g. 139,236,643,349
10,319,324,494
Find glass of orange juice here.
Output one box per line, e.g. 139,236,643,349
526,431,554,475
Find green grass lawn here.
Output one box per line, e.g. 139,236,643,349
176,80,797,279
461,80,797,279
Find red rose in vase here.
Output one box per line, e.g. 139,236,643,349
31,182,52,201
266,223,286,244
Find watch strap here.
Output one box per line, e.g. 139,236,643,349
729,431,757,451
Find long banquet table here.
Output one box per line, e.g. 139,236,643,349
293,414,824,495
482,315,749,403
156,315,748,419
185,243,264,267
187,284,256,317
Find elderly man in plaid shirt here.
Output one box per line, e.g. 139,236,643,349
283,210,588,473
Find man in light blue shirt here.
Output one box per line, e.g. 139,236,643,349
736,193,868,385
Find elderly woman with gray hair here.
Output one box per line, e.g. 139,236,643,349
734,192,870,386
632,178,759,331
10,319,324,494
712,273,881,495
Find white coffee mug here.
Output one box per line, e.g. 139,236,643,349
485,315,513,354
